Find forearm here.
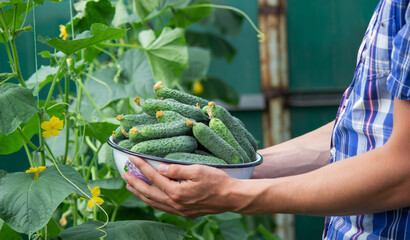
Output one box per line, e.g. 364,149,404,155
253,121,334,178
233,137,410,216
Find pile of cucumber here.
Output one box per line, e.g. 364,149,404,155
112,82,258,165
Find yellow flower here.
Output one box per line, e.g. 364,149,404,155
41,116,64,138
82,186,104,209
26,166,46,180
59,25,68,40
193,80,204,95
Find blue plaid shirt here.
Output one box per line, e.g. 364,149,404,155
323,0,410,239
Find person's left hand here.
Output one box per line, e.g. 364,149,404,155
121,156,242,219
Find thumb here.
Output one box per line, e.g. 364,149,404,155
158,163,203,180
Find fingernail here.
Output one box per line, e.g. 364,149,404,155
121,173,128,182
158,164,168,174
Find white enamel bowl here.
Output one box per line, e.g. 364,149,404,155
107,136,263,180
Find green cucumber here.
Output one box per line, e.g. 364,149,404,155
154,81,209,108
165,153,227,165
113,126,127,140
194,150,214,156
192,122,241,164
233,116,258,150
130,136,197,157
128,125,149,143
117,140,135,150
204,103,256,161
156,110,186,123
141,120,193,139
117,113,157,131
142,99,208,121
209,118,251,163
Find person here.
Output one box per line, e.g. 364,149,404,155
121,0,410,238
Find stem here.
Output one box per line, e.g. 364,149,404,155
22,141,34,168
74,127,79,166
16,127,38,150
111,205,119,222
44,55,68,110
38,112,46,166
44,142,56,163
9,5,26,87
76,78,105,120
63,74,70,164
101,42,144,50
72,197,78,227
85,143,103,182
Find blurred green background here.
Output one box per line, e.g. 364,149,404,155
0,0,378,239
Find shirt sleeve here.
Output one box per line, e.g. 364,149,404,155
387,3,410,100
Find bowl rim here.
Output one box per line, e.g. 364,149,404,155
107,136,263,169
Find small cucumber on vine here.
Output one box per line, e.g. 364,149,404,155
142,99,208,121
190,121,241,164
154,81,209,108
130,136,198,157
117,113,157,131
165,152,227,165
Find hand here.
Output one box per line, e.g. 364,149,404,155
122,156,240,219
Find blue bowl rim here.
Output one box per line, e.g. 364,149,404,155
107,136,263,169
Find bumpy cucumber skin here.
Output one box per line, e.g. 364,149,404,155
165,153,227,165
205,105,256,161
209,118,251,163
192,122,241,164
141,120,192,139
128,125,149,143
120,113,157,131
130,136,197,157
118,140,135,150
114,126,126,140
142,99,208,121
194,150,213,156
157,111,186,123
233,116,258,150
155,87,209,108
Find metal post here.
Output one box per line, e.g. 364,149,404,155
259,0,294,239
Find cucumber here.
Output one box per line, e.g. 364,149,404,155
165,153,227,165
192,122,241,164
156,110,186,123
117,113,157,131
204,102,256,161
113,126,127,140
209,118,251,163
154,81,209,108
130,136,197,157
142,99,208,122
117,140,135,150
141,119,193,139
128,125,149,143
233,116,258,150
194,150,214,156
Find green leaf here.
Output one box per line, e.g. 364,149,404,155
167,1,213,29
82,49,156,120
67,0,115,35
219,219,248,240
139,27,188,87
0,165,91,234
98,143,118,174
0,3,34,43
112,0,139,27
0,0,24,9
0,83,39,135
181,47,210,82
59,220,186,240
0,221,22,240
257,224,280,240
46,217,62,238
186,31,236,62
39,23,127,56
134,0,159,21
212,8,244,36
84,122,118,143
26,65,59,95
195,77,239,106
90,178,132,206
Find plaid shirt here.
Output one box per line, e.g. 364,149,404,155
323,0,410,239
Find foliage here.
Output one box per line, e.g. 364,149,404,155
0,0,274,239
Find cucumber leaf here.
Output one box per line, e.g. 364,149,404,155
26,65,59,95
133,0,159,21
39,23,127,56
84,122,118,143
0,165,91,234
139,27,188,87
59,220,186,240
181,47,210,82
0,220,22,240
0,84,39,136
